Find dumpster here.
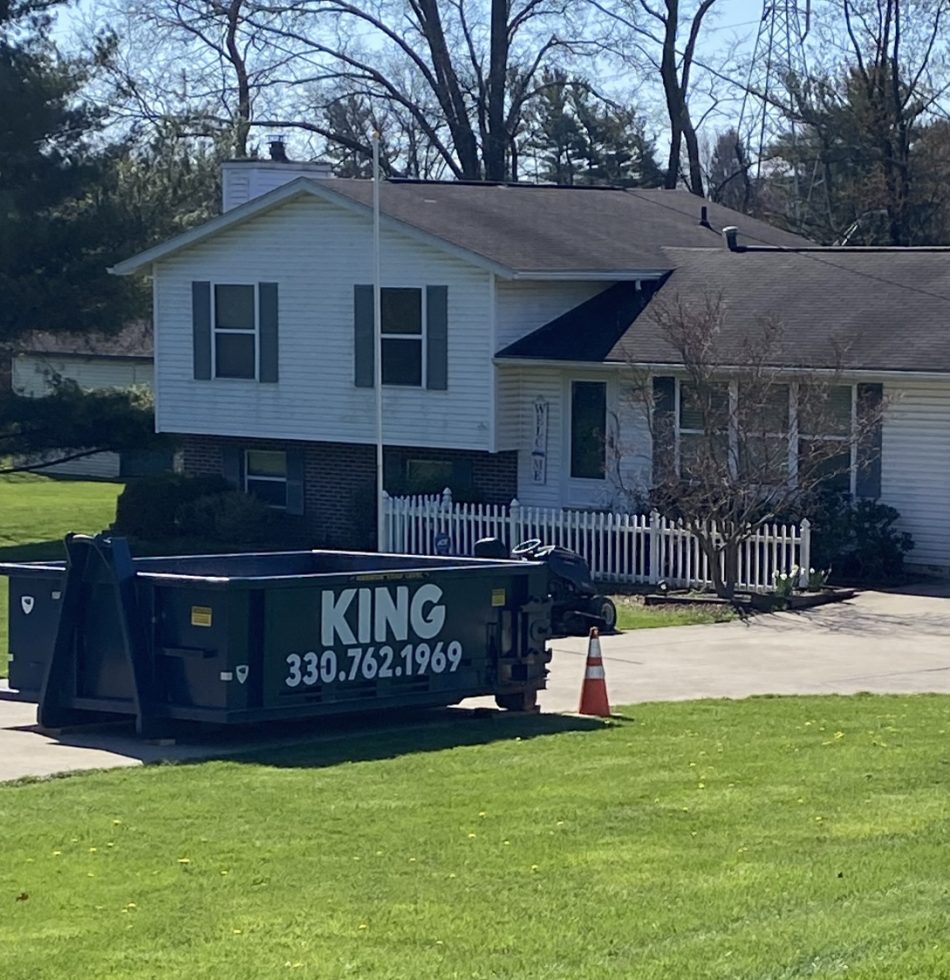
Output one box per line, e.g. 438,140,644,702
1,534,552,736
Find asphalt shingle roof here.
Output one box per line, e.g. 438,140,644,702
608,247,950,373
325,181,811,272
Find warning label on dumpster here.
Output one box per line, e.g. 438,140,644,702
191,605,213,628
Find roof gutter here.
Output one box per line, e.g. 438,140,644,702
503,269,668,282
622,361,950,382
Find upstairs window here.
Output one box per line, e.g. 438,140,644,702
354,285,448,390
192,281,278,383
215,284,257,379
381,288,423,386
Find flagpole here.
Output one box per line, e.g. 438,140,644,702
373,131,385,552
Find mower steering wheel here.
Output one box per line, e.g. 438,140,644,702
511,538,542,558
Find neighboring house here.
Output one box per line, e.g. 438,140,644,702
110,161,950,570
11,322,168,479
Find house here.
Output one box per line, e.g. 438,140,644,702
9,322,171,479
110,161,950,571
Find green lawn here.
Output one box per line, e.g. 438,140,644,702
0,474,123,677
613,595,737,630
1,695,949,979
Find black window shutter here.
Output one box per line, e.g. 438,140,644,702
354,284,374,387
652,376,676,485
426,285,448,390
192,281,212,380
221,444,244,489
286,448,305,515
855,382,883,498
258,282,279,383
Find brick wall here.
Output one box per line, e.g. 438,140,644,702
181,435,517,550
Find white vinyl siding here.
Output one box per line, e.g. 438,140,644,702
493,281,609,350
11,354,154,480
881,380,950,569
12,355,153,397
155,197,493,451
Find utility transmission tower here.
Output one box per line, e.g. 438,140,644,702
734,0,812,224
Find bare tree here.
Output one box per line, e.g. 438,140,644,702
589,0,720,195
624,293,884,598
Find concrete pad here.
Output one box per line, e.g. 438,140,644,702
3,587,950,781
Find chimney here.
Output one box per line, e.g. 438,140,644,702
268,134,289,162
722,225,739,251
699,205,710,228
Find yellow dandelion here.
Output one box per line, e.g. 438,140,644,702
233,929,242,935
178,858,191,865
530,864,539,872
220,870,230,876
358,924,368,930
448,873,456,879
408,858,416,863
126,903,137,910
112,820,122,826
478,811,487,818
467,833,477,839
89,847,98,853
52,850,62,856
834,731,845,740
503,840,511,846
87,872,95,878
106,842,115,848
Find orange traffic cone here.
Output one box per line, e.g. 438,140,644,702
578,627,611,717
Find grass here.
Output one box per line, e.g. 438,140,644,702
0,474,124,677
1,694,949,979
613,594,737,630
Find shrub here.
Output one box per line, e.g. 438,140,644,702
177,493,310,548
114,474,231,539
809,495,914,583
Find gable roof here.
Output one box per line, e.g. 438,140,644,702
609,247,950,374
324,181,811,274
496,281,663,361
110,176,811,278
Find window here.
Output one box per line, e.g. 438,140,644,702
245,450,287,508
677,381,731,480
381,288,423,386
738,383,790,483
215,284,256,379
798,384,854,492
570,381,606,480
672,380,858,492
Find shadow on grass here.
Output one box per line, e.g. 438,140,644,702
2,706,615,783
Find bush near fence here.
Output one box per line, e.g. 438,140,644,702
383,489,811,592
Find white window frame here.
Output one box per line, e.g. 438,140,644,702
674,379,858,494
381,286,426,388
212,282,259,381
796,382,858,496
244,449,288,509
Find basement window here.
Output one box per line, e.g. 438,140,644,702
245,450,287,508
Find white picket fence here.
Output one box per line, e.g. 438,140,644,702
382,489,812,592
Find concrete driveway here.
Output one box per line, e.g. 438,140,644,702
532,584,950,713
2,585,949,781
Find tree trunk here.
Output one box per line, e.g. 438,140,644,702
226,0,251,157
484,0,509,181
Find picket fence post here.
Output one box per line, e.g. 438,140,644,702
649,509,661,584
508,498,521,549
379,491,389,553
798,517,812,587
